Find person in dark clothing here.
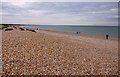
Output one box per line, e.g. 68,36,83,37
106,34,109,40
76,32,78,34
76,32,81,34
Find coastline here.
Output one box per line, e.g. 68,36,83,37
21,25,118,41
2,26,118,75
38,29,118,41
23,25,118,38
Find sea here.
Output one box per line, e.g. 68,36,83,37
24,25,119,37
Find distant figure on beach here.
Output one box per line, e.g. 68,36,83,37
36,28,38,30
76,32,79,34
76,32,80,34
106,34,109,40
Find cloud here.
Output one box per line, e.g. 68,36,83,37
1,2,118,26
2,2,29,16
2,0,119,2
26,2,118,16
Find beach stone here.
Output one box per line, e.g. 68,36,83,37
2,28,118,75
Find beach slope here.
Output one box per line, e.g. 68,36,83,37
2,28,118,75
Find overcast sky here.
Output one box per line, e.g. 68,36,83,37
1,1,118,26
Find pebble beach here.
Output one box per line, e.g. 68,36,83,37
2,26,118,75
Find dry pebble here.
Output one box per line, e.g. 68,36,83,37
2,28,118,75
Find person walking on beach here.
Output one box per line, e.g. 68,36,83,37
106,34,109,40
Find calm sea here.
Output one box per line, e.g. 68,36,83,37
25,25,119,37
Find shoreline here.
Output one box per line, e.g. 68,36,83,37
38,29,118,42
21,25,118,38
20,25,118,41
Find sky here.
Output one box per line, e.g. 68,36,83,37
1,0,119,26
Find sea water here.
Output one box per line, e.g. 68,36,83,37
25,25,119,37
